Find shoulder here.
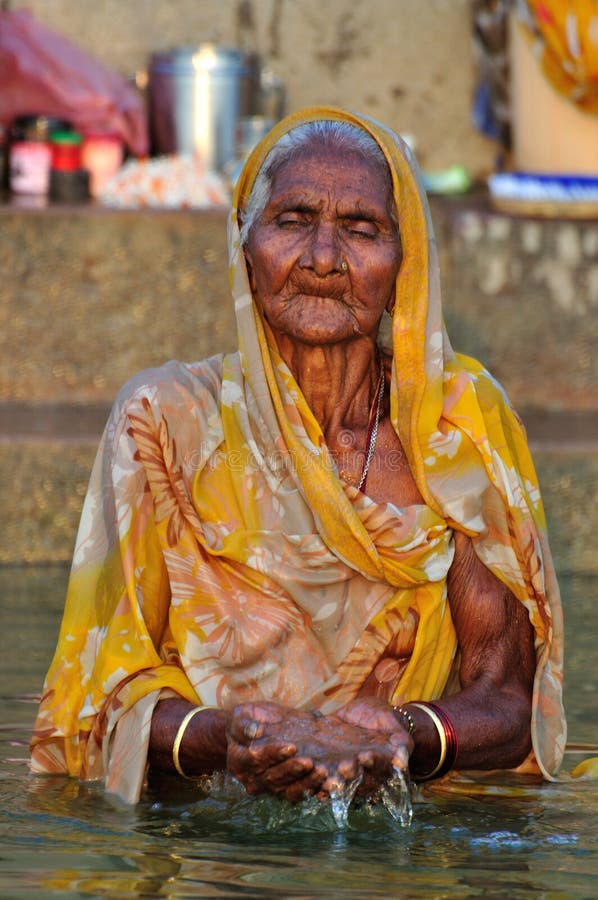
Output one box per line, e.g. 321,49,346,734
449,352,516,412
116,355,225,404
446,351,528,437
105,354,234,444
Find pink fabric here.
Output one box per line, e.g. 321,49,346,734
0,9,148,156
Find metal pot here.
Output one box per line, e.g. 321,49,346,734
148,44,256,172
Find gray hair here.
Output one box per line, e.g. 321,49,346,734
239,119,398,245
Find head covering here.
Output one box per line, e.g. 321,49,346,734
230,106,565,777
30,107,565,802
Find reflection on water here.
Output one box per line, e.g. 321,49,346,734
0,567,596,899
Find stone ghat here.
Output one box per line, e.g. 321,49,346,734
1,196,596,570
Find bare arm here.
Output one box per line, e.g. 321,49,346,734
148,698,229,776
406,530,536,776
148,697,408,800
148,532,535,790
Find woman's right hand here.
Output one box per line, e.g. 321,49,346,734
226,701,407,802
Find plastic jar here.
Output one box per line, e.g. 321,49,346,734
81,131,124,197
9,115,69,196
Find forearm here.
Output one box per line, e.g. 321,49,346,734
404,680,532,777
148,698,230,777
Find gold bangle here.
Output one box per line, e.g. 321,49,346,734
408,702,447,780
172,705,214,778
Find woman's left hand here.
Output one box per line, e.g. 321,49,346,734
336,696,413,771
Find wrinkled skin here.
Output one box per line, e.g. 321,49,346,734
226,699,412,802
148,139,536,801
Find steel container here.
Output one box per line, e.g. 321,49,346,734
148,45,254,172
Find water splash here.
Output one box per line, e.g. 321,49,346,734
329,773,363,828
380,765,413,828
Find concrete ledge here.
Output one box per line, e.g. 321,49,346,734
0,442,95,564
533,450,598,576
1,436,595,573
0,206,234,405
430,194,598,412
1,197,596,568
1,197,597,410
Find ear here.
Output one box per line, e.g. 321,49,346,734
244,249,258,293
385,240,402,314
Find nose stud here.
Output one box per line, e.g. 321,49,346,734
340,260,348,271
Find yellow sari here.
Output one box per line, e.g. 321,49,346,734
30,107,565,803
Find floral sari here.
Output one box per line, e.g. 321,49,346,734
30,107,565,803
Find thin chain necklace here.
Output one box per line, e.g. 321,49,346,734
356,355,385,491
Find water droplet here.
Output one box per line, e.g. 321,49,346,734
380,765,413,827
329,773,363,828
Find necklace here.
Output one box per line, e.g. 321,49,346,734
356,355,385,491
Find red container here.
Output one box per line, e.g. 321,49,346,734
50,130,82,172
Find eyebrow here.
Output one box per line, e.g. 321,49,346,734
270,194,387,222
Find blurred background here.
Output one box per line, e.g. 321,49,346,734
1,0,501,176
0,0,597,575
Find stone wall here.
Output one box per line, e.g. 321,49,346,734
9,0,495,176
1,199,596,572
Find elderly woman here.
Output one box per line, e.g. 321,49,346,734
30,107,565,805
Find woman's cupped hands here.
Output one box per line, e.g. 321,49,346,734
226,698,412,803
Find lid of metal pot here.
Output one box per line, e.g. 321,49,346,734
150,44,250,75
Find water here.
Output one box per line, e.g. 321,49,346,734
1,566,597,899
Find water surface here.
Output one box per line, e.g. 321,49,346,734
1,566,596,899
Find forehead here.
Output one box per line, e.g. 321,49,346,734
269,142,393,208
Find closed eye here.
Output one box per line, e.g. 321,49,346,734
277,214,309,228
343,219,378,239
276,205,314,228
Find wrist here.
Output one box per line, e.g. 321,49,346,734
392,704,416,735
405,701,459,781
172,705,228,778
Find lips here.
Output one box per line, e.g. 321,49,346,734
288,276,347,301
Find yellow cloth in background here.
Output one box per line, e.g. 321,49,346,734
30,107,565,803
521,1,598,112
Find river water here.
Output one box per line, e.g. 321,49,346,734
1,566,596,899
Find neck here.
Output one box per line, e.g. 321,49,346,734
275,335,380,433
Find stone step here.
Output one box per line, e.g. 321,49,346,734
2,197,596,568
1,408,596,572
2,402,597,448
1,198,597,412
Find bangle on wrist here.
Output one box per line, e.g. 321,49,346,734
392,705,416,735
407,701,459,781
172,705,215,778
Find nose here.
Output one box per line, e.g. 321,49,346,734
301,221,342,276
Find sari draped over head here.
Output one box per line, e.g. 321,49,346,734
30,106,565,803
517,0,598,112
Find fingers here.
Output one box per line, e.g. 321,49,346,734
336,698,400,733
282,763,329,802
263,756,333,802
227,737,296,775
231,750,329,802
227,703,286,745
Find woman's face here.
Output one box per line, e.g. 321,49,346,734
244,142,402,348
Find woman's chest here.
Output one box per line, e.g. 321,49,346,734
329,417,424,508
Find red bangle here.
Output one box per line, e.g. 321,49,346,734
408,701,459,781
